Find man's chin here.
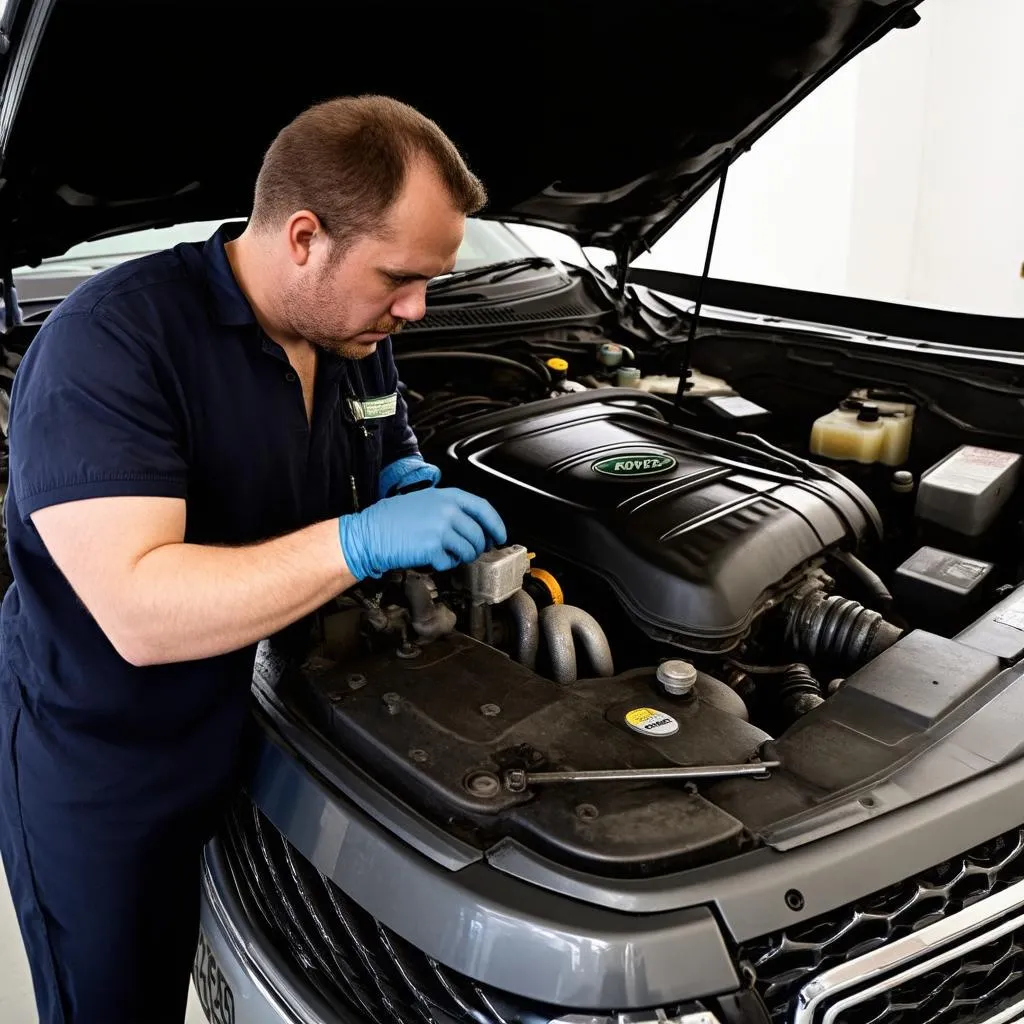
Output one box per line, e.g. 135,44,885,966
322,336,381,360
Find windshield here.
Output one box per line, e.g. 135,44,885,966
16,217,536,275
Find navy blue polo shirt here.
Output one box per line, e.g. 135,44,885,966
0,223,418,826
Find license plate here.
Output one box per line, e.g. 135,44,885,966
193,928,236,1024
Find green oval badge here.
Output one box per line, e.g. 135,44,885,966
591,452,677,477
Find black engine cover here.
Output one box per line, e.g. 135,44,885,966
294,633,772,876
429,390,879,652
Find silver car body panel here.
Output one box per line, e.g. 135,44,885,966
247,725,741,1009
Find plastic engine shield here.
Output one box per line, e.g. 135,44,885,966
430,390,875,651
289,633,773,877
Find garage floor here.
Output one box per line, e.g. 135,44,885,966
1,865,208,1023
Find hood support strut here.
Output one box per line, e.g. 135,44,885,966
1,269,20,330
675,155,731,407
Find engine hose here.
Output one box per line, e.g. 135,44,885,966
393,350,550,390
403,572,457,644
832,550,895,613
785,590,902,669
504,590,540,671
411,396,511,426
539,604,615,684
778,663,825,717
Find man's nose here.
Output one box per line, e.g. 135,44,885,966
391,285,427,324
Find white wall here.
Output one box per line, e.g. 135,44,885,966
514,65,861,297
845,8,932,303
632,62,861,298
902,0,1024,315
518,1,1024,320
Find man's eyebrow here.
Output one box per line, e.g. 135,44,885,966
381,267,435,281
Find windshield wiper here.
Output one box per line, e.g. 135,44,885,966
427,257,555,294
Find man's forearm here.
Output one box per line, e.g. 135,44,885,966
117,519,356,666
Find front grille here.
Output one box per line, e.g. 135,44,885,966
220,799,543,1024
739,825,1024,1023
840,926,1024,1024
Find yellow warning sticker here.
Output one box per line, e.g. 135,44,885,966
625,707,659,726
624,707,679,737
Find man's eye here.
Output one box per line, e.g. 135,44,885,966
386,273,408,286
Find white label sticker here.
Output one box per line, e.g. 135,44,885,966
347,393,398,421
995,600,1024,632
624,707,680,737
926,446,1021,491
961,446,1019,468
948,560,990,581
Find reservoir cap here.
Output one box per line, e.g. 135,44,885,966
656,659,698,696
892,470,915,494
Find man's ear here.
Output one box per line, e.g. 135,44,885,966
284,210,323,266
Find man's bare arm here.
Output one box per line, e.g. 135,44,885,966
31,495,357,666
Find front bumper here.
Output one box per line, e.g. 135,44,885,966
195,837,347,1024
198,677,1024,1024
201,785,1024,1024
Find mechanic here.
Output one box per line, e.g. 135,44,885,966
0,95,505,1024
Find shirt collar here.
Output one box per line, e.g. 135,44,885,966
198,224,381,383
202,222,258,327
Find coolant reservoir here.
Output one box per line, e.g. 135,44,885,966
634,370,734,397
879,410,914,466
810,404,887,464
811,394,915,466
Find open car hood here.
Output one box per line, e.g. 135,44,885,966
0,0,921,267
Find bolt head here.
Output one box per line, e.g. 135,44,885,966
785,888,805,911
465,771,501,798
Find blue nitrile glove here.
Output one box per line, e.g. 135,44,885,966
377,456,442,500
339,487,507,579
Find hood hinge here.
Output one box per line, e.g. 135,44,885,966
613,241,633,298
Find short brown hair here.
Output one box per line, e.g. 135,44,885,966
250,95,487,250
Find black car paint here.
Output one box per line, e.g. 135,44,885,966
0,0,921,267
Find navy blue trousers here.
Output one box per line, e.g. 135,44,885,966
0,702,209,1024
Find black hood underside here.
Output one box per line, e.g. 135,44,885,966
0,0,920,266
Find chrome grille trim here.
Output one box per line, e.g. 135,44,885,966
982,995,1024,1024
794,875,1024,1024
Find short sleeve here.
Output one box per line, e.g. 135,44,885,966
8,309,189,521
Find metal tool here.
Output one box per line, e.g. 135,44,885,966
503,760,780,793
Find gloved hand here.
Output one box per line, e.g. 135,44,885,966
339,487,507,579
377,455,442,500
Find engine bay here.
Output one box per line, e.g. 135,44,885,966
276,309,1024,878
